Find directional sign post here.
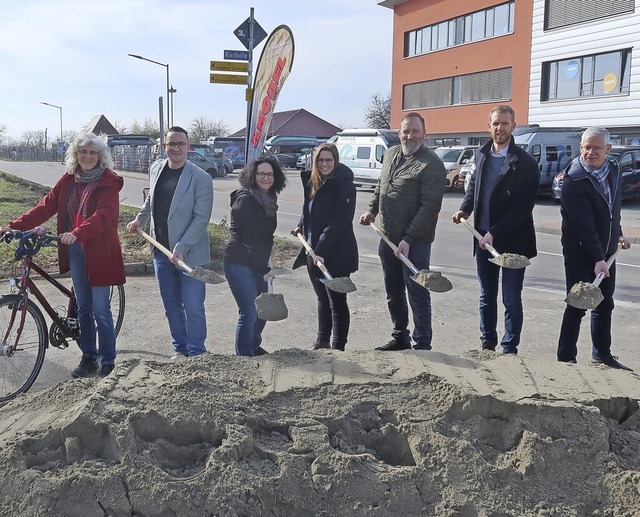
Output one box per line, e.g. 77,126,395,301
210,60,248,72
209,73,249,85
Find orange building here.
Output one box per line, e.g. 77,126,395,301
380,0,533,145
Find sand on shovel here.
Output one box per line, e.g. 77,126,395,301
565,281,604,310
489,253,530,269
255,279,288,321
191,266,226,284
411,270,453,293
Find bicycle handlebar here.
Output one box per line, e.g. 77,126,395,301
0,229,60,260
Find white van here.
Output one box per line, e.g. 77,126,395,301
513,126,582,193
334,129,400,188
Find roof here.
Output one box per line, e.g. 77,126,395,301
230,108,342,140
85,115,118,135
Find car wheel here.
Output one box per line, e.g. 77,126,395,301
206,168,217,178
452,175,462,191
224,166,231,176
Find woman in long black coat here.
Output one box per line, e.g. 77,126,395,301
293,143,358,351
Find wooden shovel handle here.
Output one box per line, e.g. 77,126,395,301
369,222,419,275
295,232,334,280
136,227,194,274
460,218,500,259
593,247,621,288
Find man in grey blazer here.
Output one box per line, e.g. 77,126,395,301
127,126,214,358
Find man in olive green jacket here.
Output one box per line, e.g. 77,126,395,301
360,112,446,351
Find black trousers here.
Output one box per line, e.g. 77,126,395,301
305,255,350,349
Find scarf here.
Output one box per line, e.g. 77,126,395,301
74,165,105,219
248,186,278,217
579,156,612,209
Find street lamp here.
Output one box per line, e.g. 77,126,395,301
168,85,177,128
40,101,63,144
128,53,171,129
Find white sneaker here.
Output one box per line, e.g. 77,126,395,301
170,352,188,360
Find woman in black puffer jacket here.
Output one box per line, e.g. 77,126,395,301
293,143,359,351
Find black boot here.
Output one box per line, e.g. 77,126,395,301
311,340,330,350
71,356,99,378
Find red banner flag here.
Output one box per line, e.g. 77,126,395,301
246,25,295,164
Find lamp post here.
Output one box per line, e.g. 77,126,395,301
168,85,177,128
40,101,63,144
128,53,171,130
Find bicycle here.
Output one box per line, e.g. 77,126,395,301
0,229,125,403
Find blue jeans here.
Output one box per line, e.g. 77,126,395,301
378,240,432,348
475,245,526,353
223,261,267,356
67,242,116,365
153,250,207,356
557,253,616,362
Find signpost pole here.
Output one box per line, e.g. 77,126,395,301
245,7,255,166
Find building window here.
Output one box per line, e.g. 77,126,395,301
544,0,634,30
404,1,514,58
403,68,512,110
542,49,631,101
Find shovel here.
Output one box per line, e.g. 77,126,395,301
369,222,453,293
460,218,530,269
294,233,357,293
255,277,288,321
565,247,620,310
136,228,226,284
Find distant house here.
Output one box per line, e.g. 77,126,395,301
230,108,341,140
85,115,118,136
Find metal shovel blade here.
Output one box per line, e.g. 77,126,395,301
411,270,453,293
488,253,530,269
189,266,227,284
565,282,604,310
255,292,288,321
319,276,357,294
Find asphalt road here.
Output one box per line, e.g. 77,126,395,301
1,159,639,398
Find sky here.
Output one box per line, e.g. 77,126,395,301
0,0,393,142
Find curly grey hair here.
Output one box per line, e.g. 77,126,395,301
64,132,114,173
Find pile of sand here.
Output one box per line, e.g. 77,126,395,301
0,349,639,516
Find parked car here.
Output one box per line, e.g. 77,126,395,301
552,146,640,202
273,153,298,169
459,153,476,194
187,151,223,178
434,145,477,190
191,146,234,175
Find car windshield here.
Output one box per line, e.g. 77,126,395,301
435,149,463,162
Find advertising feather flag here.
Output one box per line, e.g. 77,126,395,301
246,25,295,164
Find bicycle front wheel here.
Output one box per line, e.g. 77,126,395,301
0,296,47,404
110,284,125,337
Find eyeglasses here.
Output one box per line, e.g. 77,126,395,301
165,142,188,149
256,172,275,179
581,146,605,152
317,158,334,164
78,149,99,156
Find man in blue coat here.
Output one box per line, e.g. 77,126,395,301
452,105,539,355
557,127,632,370
127,126,214,358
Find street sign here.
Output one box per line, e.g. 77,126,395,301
224,49,249,61
210,73,248,85
210,60,248,72
234,17,267,50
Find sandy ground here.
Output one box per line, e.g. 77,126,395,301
0,248,639,515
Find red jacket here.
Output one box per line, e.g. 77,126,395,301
10,169,126,286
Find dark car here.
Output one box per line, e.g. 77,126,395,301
272,153,298,169
552,145,640,202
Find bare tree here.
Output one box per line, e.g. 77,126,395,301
364,91,391,129
21,130,47,150
113,121,128,134
189,117,231,144
130,118,160,140
0,123,7,143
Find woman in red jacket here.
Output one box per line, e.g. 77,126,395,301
3,133,125,378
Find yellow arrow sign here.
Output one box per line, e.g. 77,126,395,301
210,73,248,85
210,60,248,72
